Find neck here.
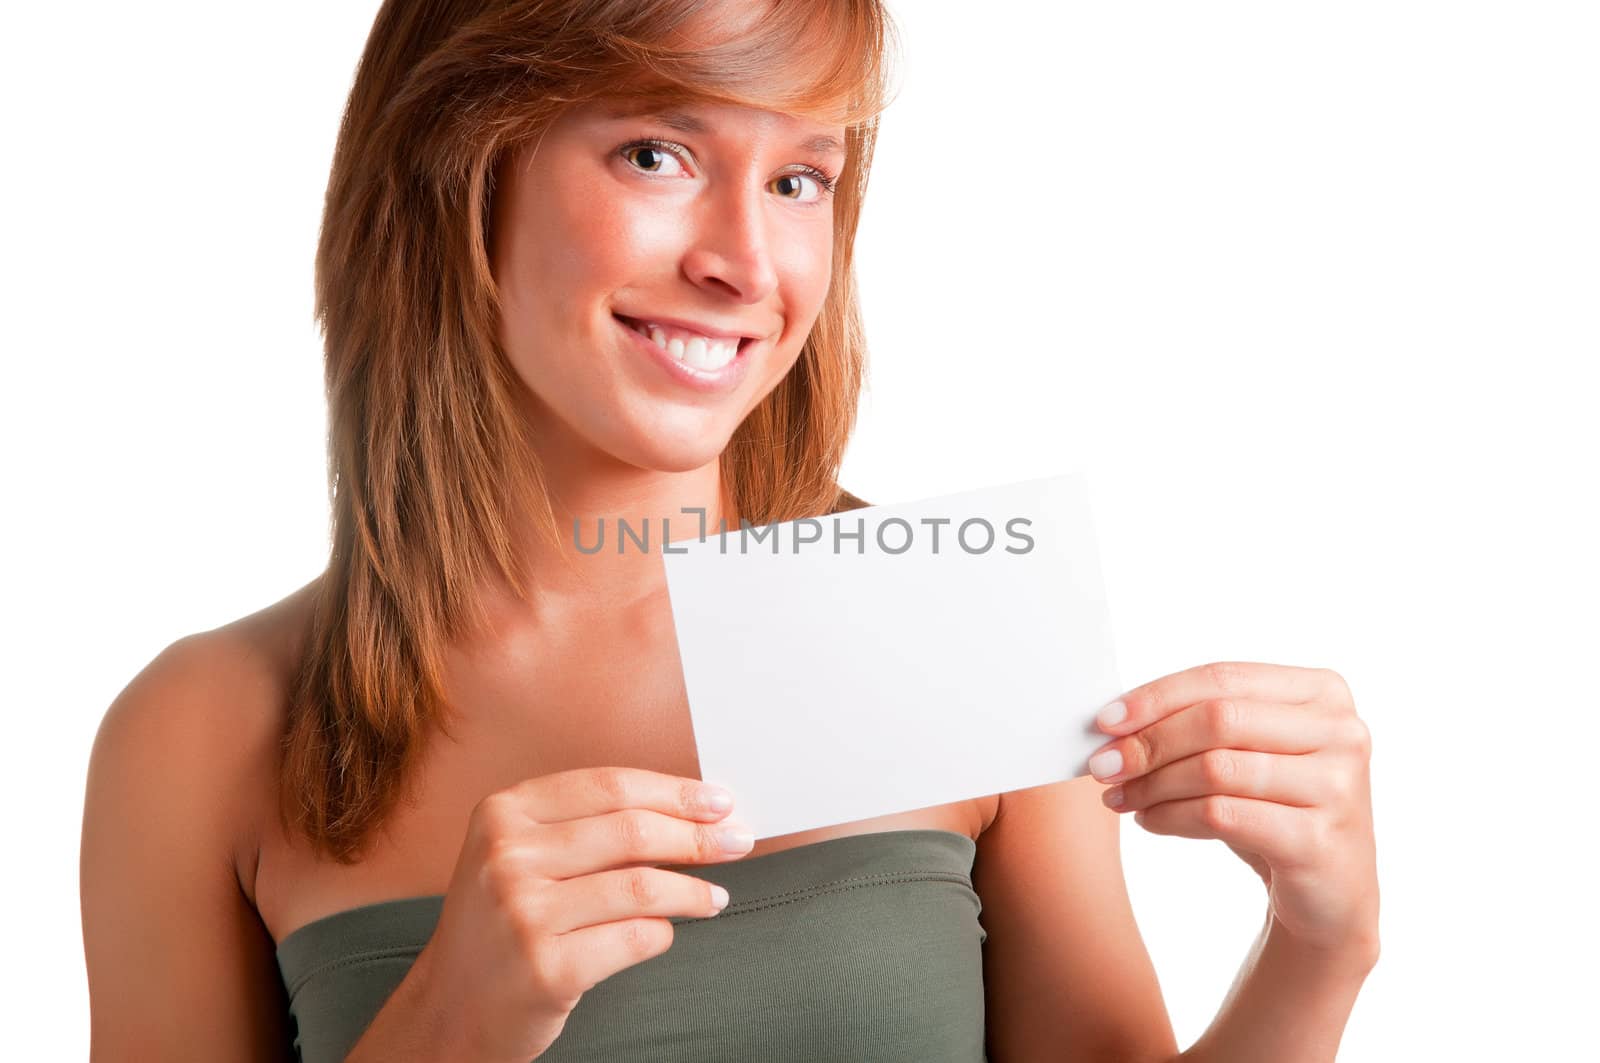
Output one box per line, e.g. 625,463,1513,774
485,415,739,624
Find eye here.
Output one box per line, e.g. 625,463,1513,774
770,168,837,205
618,138,838,206
620,140,689,179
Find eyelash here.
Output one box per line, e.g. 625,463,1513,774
617,137,839,201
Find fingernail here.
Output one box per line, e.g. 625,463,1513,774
717,824,755,852
698,784,734,814
1105,785,1125,809
1096,699,1127,729
1089,748,1123,781
709,884,730,911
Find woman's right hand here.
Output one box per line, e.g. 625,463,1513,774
399,766,754,1062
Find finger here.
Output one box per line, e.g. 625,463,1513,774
545,917,678,1000
1103,748,1327,813
499,766,736,827
538,866,730,935
533,808,756,880
1089,696,1340,783
1133,794,1316,869
1097,661,1342,736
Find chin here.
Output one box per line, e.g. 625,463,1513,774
611,427,732,475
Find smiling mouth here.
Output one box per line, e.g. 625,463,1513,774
614,314,754,372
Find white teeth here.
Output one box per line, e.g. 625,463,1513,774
644,323,737,371
696,340,737,370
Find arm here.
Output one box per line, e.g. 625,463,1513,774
1082,661,1381,1062
976,775,1375,1063
974,777,1180,1062
1179,909,1376,1063
81,634,294,1061
343,943,475,1063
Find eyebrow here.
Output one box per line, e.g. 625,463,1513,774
601,105,846,159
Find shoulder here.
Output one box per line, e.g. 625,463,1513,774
81,577,321,1054
88,577,319,899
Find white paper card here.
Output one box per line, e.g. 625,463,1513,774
660,471,1122,840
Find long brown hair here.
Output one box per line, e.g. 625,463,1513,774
280,0,900,863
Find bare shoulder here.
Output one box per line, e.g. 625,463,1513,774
114,578,317,884
80,577,318,1060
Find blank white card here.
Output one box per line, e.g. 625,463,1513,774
660,471,1122,840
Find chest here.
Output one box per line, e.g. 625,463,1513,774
256,598,701,945
252,597,992,949
278,829,989,1063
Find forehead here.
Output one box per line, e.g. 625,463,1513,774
590,98,847,160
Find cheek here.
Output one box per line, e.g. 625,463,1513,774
551,166,689,281
777,227,835,338
497,206,630,367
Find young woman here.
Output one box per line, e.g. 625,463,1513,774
80,2,1380,1060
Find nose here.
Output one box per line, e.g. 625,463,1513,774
680,179,780,305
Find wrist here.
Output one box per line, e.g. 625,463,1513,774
345,942,473,1062
1267,911,1380,979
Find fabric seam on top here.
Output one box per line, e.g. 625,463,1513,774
672,870,975,924
285,943,430,996
283,868,974,998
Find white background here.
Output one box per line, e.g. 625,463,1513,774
6,1,1595,1057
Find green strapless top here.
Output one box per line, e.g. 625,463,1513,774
275,828,989,1061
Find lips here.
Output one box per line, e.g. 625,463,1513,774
613,314,756,353
613,312,755,394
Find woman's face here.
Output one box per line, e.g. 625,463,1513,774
490,98,848,475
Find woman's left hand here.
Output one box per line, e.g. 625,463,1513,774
1089,661,1379,954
